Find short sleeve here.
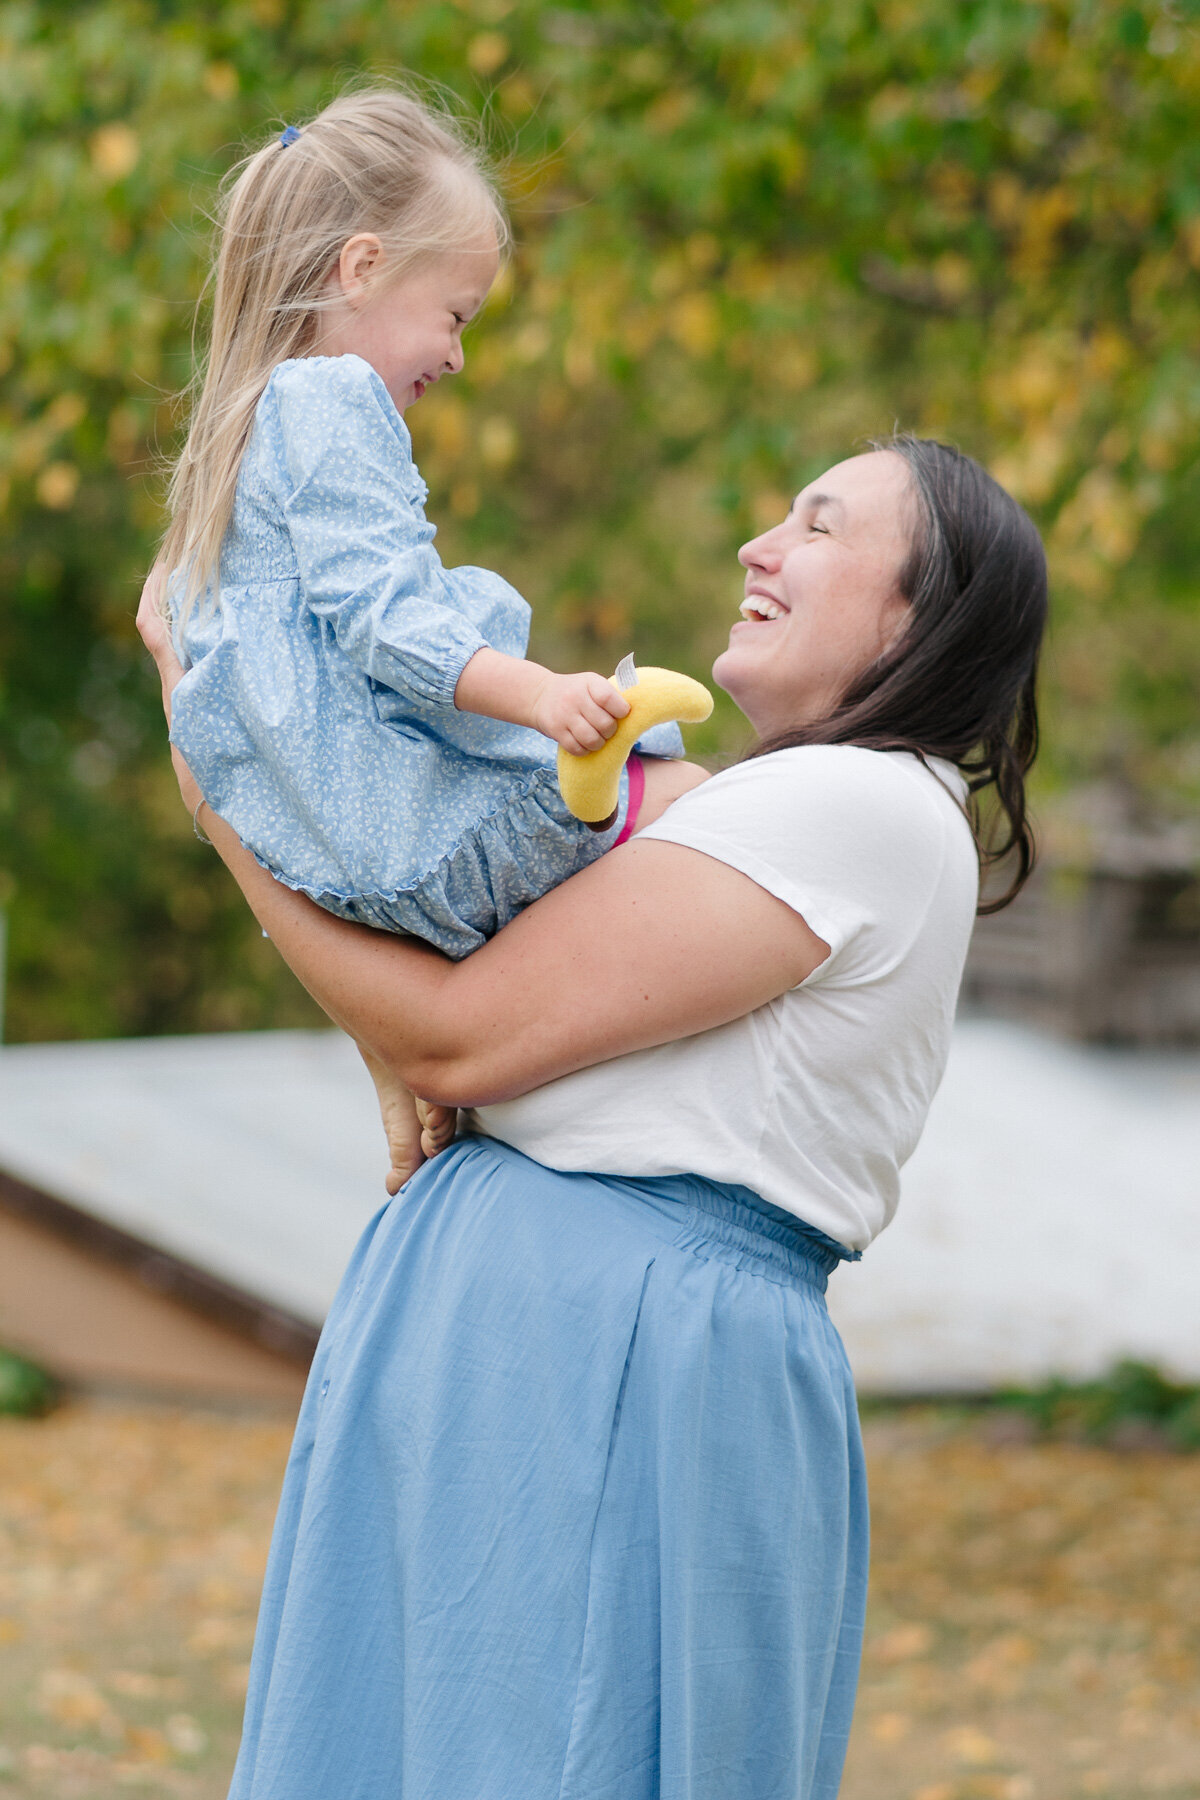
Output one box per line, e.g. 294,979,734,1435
637,746,970,986
261,355,488,707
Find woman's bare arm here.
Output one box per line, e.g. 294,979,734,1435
138,571,828,1108
196,812,827,1105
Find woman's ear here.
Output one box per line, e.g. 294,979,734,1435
336,233,385,307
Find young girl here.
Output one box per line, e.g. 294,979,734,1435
162,87,703,1166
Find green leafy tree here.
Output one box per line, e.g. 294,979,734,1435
2,0,1199,1040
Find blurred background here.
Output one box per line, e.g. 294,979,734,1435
1,1,1199,1797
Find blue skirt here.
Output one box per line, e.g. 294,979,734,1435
228,1138,868,1800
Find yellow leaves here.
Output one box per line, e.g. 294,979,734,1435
37,1669,118,1733
941,1725,1002,1766
988,339,1076,424
89,123,138,183
35,462,80,510
1086,327,1130,380
988,173,1025,231
913,1780,1031,1800
106,401,142,464
990,427,1063,506
1012,186,1077,282
873,1621,935,1662
122,1724,171,1763
479,416,518,470
964,1632,1038,1695
202,61,239,102
685,233,721,276
927,163,977,225
45,392,86,432
510,321,551,365
466,31,509,77
421,392,470,461
485,259,513,308
645,89,697,135
869,85,913,131
871,1710,913,1743
164,1712,208,1755
669,293,720,359
931,253,973,306
497,73,536,120
563,335,596,387
1054,467,1143,567
772,344,819,392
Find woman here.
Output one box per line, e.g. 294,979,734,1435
138,436,1047,1800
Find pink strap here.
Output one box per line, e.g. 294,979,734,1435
613,753,646,847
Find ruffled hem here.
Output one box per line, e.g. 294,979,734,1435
253,763,631,959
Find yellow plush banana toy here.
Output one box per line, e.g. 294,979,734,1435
557,654,714,824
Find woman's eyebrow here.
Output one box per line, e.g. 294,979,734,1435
804,492,845,519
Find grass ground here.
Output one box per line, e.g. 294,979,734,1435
0,1401,1197,1799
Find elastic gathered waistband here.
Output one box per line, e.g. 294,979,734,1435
616,1169,856,1294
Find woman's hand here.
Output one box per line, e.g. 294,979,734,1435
136,563,203,816
358,1045,459,1194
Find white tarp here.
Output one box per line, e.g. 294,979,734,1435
1,1020,1198,1390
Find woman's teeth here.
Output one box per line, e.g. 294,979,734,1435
739,598,785,621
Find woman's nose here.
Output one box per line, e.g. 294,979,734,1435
738,530,779,571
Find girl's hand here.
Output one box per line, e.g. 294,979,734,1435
135,562,203,816
530,671,630,757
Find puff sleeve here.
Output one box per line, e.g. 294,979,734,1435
263,355,492,708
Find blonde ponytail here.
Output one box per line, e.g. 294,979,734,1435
162,85,508,619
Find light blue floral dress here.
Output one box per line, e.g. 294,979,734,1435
170,354,681,958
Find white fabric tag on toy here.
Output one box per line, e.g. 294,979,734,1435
614,652,638,689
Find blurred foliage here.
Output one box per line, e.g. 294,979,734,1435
993,1358,1200,1449
0,1345,58,1417
864,1358,1200,1449
2,0,1200,1039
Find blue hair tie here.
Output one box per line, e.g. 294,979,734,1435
279,125,302,147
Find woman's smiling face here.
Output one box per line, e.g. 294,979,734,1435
714,450,916,738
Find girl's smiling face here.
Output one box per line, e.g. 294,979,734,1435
318,228,500,412
714,450,916,738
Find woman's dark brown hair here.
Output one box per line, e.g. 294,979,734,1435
746,435,1048,913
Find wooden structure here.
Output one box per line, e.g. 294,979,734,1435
0,1167,311,1406
0,1030,384,1407
964,784,1200,1045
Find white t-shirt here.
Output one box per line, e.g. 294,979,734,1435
468,746,979,1251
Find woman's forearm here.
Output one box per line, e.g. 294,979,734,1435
140,568,825,1108
200,802,828,1109
201,805,460,1073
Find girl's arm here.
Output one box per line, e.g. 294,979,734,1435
140,576,828,1105
269,358,627,755
454,646,629,757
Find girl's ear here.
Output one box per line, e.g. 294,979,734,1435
336,233,385,306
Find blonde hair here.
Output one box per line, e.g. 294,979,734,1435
162,85,508,618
